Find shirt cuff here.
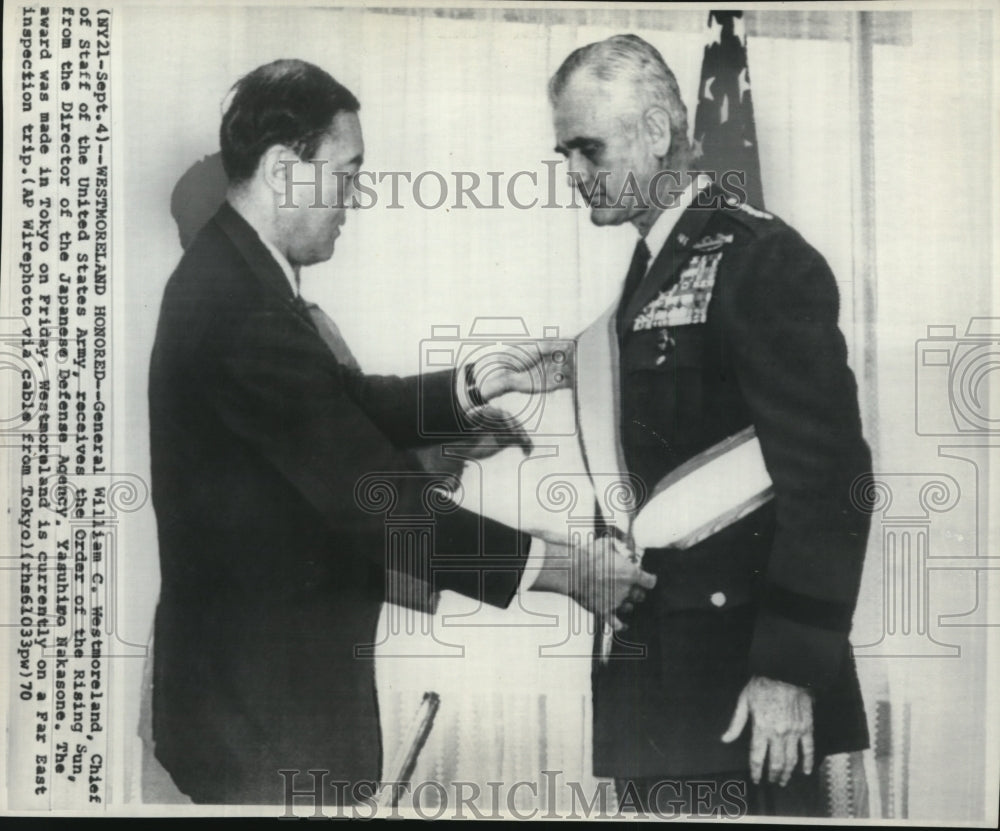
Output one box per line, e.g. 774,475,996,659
519,536,547,592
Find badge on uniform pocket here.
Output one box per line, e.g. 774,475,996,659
632,252,722,332
654,329,675,365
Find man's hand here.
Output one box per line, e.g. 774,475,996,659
721,675,814,786
476,340,575,402
462,405,533,456
530,534,656,631
414,406,531,476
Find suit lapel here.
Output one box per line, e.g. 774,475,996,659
620,200,717,337
212,201,318,333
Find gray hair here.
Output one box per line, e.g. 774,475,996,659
549,34,691,168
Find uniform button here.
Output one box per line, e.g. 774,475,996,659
710,591,727,608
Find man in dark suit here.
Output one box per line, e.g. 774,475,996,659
548,36,872,816
148,58,654,805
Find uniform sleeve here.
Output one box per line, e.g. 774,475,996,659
202,307,527,608
720,229,873,690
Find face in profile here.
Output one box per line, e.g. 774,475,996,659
552,73,666,228
283,110,364,268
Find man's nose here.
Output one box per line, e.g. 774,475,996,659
564,150,590,179
564,152,591,189
330,175,353,210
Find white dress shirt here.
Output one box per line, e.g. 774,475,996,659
259,233,300,296
640,174,711,272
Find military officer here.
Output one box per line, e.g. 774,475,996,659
549,35,872,816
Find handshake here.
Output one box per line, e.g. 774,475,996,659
531,532,657,632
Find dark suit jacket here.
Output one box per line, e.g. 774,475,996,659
593,191,872,778
148,202,527,803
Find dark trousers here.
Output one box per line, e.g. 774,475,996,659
615,769,823,819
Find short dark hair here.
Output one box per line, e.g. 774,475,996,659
219,59,360,184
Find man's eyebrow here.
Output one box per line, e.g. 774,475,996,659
554,138,603,156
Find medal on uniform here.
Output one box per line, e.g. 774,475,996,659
691,232,734,252
633,251,723,331
655,329,675,365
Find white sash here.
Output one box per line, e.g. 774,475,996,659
575,303,635,662
574,304,775,660
576,305,775,551
574,302,636,534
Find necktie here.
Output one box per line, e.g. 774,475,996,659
616,238,651,336
294,295,362,372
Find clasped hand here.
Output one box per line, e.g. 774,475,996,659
531,533,656,632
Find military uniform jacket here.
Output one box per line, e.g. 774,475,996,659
592,191,873,778
148,202,528,803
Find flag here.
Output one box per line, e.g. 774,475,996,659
692,11,765,208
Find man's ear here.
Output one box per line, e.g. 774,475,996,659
641,106,673,159
259,144,304,199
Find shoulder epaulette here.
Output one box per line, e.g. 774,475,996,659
714,195,780,236
736,201,773,220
